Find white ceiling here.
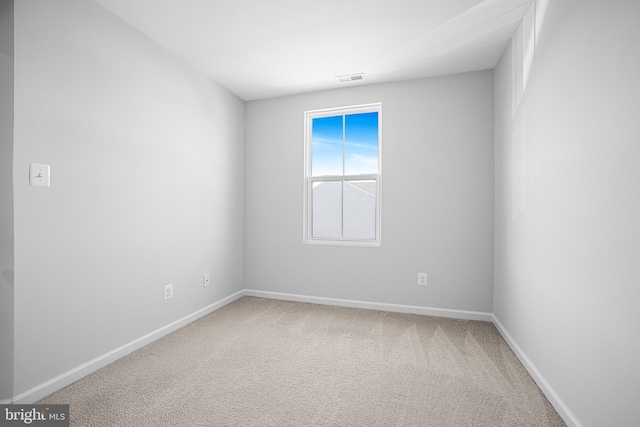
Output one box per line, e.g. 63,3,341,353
95,0,533,101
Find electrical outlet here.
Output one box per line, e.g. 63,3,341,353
203,273,210,287
417,273,427,286
164,284,173,300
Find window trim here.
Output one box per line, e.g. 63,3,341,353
303,103,382,247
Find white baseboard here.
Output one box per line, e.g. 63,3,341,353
491,315,582,427
12,290,244,404
244,289,493,322
0,398,12,405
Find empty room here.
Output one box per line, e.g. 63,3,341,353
0,0,638,426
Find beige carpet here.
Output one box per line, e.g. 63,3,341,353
39,296,565,426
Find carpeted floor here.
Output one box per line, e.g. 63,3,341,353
39,296,566,426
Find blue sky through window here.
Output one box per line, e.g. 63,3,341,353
312,112,378,176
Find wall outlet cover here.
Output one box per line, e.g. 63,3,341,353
164,283,173,300
418,273,428,286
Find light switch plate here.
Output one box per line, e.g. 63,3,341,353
30,163,50,187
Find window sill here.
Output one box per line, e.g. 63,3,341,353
304,239,381,248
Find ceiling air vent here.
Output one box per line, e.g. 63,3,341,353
335,73,365,83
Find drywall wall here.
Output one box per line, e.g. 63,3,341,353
0,0,15,402
12,0,244,397
493,1,640,426
245,72,494,312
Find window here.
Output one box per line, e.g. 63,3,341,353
304,103,382,246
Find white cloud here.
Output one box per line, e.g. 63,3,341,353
350,153,378,165
313,135,341,148
346,141,377,150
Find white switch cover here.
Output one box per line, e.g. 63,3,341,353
30,163,50,187
203,273,210,287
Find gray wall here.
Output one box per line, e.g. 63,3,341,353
245,72,494,312
0,0,15,402
493,1,640,426
12,0,245,396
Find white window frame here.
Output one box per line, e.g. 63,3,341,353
303,103,382,247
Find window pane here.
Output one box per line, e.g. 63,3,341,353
345,112,378,175
312,116,343,176
343,180,376,240
311,181,342,239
